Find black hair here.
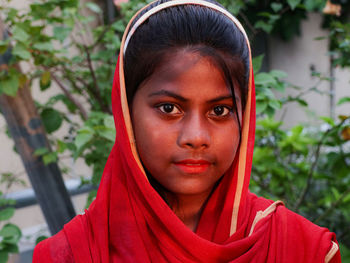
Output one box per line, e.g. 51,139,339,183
124,0,250,113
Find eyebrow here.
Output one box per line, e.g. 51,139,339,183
148,90,188,102
148,90,240,104
209,95,235,103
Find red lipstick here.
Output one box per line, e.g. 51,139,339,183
174,159,210,174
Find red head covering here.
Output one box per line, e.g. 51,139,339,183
34,1,341,262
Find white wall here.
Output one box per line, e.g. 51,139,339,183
269,12,350,127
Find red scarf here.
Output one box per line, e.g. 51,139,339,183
33,1,341,262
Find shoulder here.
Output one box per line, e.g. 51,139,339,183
275,204,334,237
276,205,341,262
248,193,335,237
269,198,340,262
33,229,75,263
247,193,340,262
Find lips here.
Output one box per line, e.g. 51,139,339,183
174,159,211,174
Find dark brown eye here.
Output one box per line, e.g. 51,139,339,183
158,103,181,114
210,106,231,117
214,106,224,115
163,104,174,113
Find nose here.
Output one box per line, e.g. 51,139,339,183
177,112,210,150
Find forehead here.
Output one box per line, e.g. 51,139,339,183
137,50,241,101
140,51,228,90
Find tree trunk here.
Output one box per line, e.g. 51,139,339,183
0,20,75,235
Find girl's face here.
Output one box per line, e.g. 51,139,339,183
131,51,242,200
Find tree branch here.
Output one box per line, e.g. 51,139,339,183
50,73,88,120
75,76,107,107
83,45,111,114
238,12,258,37
90,19,116,50
314,185,350,225
58,67,90,101
293,139,323,212
293,118,348,211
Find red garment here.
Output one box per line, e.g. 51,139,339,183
33,1,341,262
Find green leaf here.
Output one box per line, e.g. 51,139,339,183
53,26,72,42
57,140,68,153
3,243,19,253
303,0,324,11
6,7,18,20
314,36,326,41
12,44,31,60
252,54,264,73
35,235,48,245
0,69,20,96
269,99,281,110
0,224,21,239
260,87,275,98
320,116,335,126
254,20,273,33
273,82,286,92
271,2,283,12
111,20,126,33
255,73,277,86
0,208,15,221
0,40,9,54
86,2,102,13
34,147,49,156
43,152,58,165
40,108,63,133
47,94,77,112
291,125,303,136
98,128,115,142
40,71,51,91
331,187,340,199
269,14,281,23
103,115,114,128
265,107,275,117
33,42,53,52
337,97,350,105
12,26,29,42
75,132,93,152
296,98,308,107
19,74,27,87
256,101,268,114
0,252,8,263
258,12,272,18
287,0,301,10
269,70,287,79
343,193,350,203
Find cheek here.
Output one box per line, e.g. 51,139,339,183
214,124,240,168
132,110,176,163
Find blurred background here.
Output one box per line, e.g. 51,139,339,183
0,0,349,262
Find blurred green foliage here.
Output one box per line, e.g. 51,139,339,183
0,0,350,261
251,56,350,259
0,173,24,262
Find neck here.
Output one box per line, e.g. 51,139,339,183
166,190,212,231
147,174,216,231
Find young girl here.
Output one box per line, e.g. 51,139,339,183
34,0,341,262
